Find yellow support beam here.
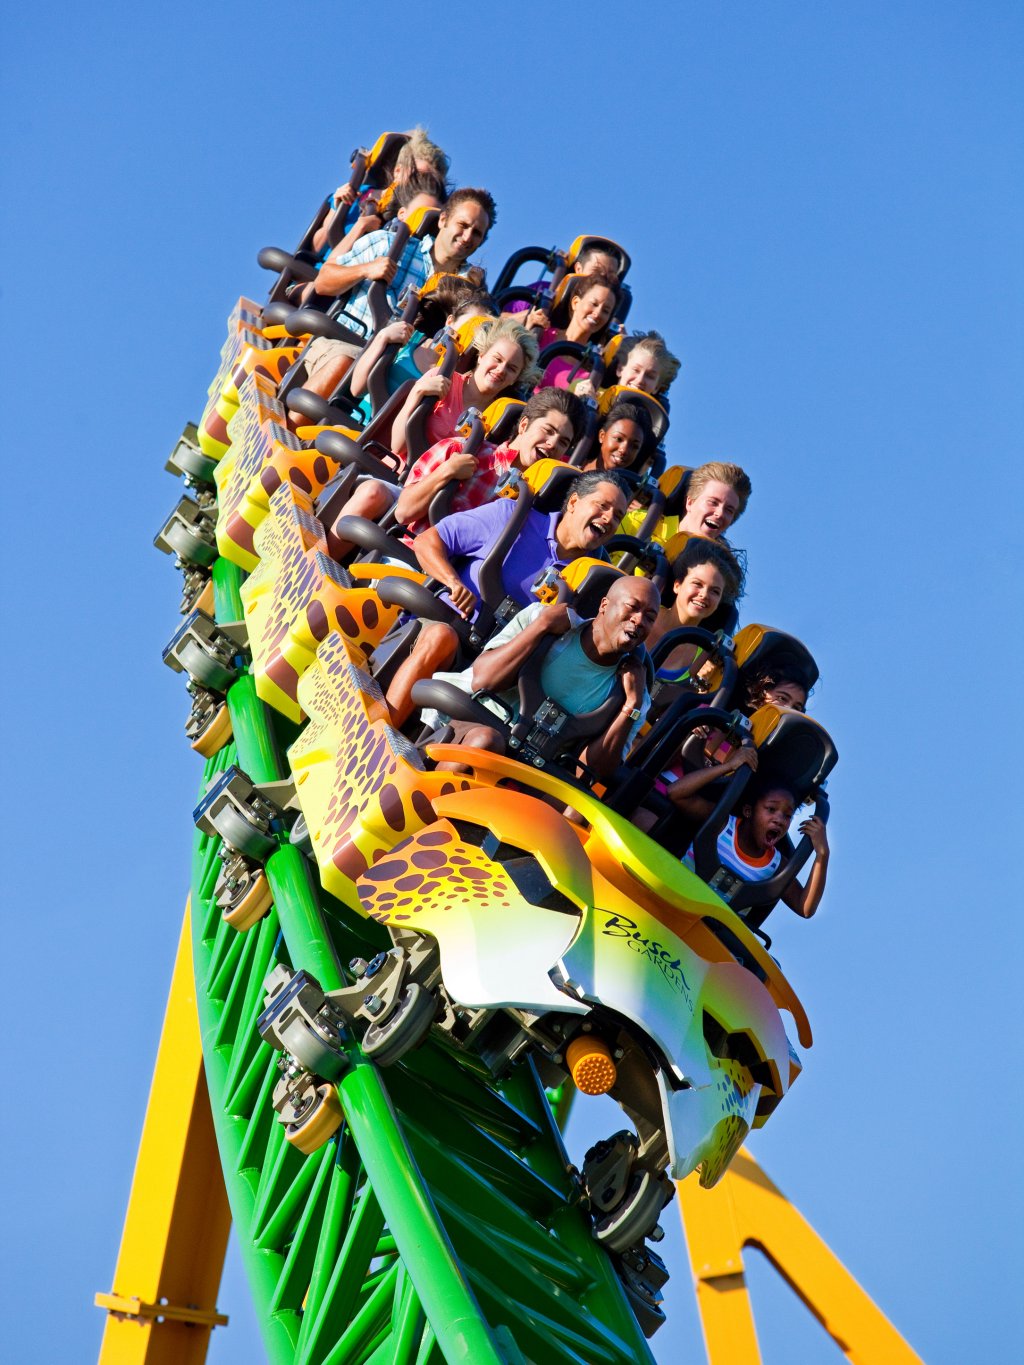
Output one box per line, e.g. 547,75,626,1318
678,1148,923,1365
96,901,231,1365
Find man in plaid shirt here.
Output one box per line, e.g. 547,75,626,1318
394,388,584,540
302,186,496,400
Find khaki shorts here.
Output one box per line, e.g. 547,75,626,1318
303,335,363,379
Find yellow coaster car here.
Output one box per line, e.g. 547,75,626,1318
276,616,809,1252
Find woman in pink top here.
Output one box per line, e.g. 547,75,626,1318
533,273,619,388
390,318,540,456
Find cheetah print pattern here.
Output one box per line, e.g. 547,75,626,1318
197,298,263,458
241,482,327,721
356,820,519,926
214,374,356,570
289,630,472,907
239,483,417,719
351,788,785,1184
234,324,303,389
215,374,301,570
270,554,411,695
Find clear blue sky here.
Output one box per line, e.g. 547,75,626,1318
2,3,1021,1361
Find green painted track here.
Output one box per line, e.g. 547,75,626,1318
188,556,656,1364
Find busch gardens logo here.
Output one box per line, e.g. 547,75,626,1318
601,913,690,998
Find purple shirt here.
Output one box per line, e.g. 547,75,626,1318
435,497,565,608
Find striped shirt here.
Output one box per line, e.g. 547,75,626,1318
683,815,781,883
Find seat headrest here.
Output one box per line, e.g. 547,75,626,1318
599,385,669,442
746,706,837,800
566,235,631,279
530,461,580,511
556,558,624,614
482,396,526,442
404,205,440,239
734,625,820,691
451,314,491,354
365,131,410,186
659,466,692,517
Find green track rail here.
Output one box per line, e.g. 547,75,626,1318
190,557,656,1364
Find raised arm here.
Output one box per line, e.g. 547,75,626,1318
389,371,451,456
350,321,414,398
311,183,362,253
664,745,758,820
781,817,830,918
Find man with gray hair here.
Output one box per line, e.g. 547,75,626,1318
385,470,631,724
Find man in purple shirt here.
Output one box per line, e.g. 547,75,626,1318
385,470,630,724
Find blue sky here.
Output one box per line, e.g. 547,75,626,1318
2,3,1021,1361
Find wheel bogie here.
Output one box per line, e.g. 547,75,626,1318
284,1083,343,1155
361,982,437,1066
220,865,272,931
188,694,232,757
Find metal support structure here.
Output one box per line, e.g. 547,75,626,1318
678,1148,923,1365
96,903,231,1365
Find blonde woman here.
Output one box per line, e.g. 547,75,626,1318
390,316,540,455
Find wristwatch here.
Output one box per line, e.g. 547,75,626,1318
621,704,642,722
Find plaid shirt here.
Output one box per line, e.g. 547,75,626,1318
400,438,519,540
325,226,435,334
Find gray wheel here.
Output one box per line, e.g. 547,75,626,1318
178,638,237,692
163,517,218,567
592,1171,673,1254
174,446,219,484
210,802,276,861
362,984,436,1066
278,1014,346,1081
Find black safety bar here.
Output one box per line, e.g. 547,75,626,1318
493,246,563,296
425,408,487,525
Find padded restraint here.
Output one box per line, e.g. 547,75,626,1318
733,624,820,691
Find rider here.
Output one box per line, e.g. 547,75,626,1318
503,241,625,321
646,537,745,676
428,575,660,778
741,653,814,714
311,126,451,255
617,457,752,550
581,402,654,473
302,186,497,399
675,776,831,919
385,470,631,723
393,388,584,539
575,329,680,400
529,273,621,389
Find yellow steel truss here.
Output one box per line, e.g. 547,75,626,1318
96,905,922,1365
95,902,231,1365
678,1148,923,1364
